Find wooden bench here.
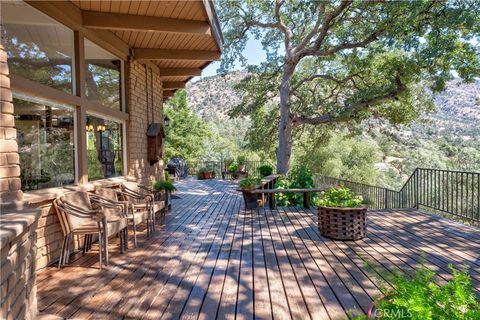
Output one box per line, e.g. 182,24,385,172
237,174,281,208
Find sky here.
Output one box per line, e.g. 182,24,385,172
191,37,267,81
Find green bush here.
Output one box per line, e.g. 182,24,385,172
356,265,480,319
257,164,273,177
153,180,176,192
228,163,238,173
239,177,260,191
315,186,364,208
275,165,316,206
237,155,247,165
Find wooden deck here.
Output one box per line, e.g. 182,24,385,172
37,178,480,320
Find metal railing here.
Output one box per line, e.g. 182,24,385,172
186,160,274,178
316,168,480,223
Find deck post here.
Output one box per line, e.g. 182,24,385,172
303,192,311,208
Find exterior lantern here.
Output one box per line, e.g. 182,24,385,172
146,123,165,165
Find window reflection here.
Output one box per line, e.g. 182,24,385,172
84,39,121,110
14,96,75,190
86,115,123,180
1,2,74,93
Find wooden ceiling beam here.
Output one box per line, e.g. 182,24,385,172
163,91,176,97
160,68,202,77
82,11,211,35
134,48,220,61
163,82,185,89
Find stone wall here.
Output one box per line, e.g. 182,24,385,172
126,60,164,185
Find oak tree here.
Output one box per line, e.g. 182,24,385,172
218,0,480,173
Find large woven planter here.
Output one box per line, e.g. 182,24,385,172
317,206,367,240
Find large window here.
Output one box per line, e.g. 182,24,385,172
86,115,123,180
3,2,127,190
85,39,122,110
14,95,75,191
1,2,74,93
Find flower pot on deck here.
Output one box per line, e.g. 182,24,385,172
241,189,258,209
317,206,367,240
203,171,214,179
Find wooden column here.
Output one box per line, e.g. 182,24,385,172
74,31,88,184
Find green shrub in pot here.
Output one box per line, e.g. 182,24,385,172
153,180,176,192
315,186,364,208
228,163,238,173
257,164,273,177
239,177,260,191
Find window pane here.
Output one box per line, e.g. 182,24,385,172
14,95,75,191
86,115,123,180
1,2,74,93
85,39,122,110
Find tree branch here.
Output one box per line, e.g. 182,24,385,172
291,74,407,127
291,72,361,93
274,0,293,53
297,1,353,58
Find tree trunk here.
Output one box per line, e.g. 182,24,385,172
276,72,293,174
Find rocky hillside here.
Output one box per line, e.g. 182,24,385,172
186,73,479,142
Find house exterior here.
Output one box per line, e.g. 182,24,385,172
0,1,222,318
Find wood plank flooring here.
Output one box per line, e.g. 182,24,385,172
37,178,480,320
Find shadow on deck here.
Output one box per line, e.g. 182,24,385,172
36,178,480,320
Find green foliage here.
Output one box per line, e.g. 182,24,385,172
164,90,211,162
228,163,238,173
153,180,176,192
197,167,209,179
257,164,273,177
357,265,480,320
295,132,379,185
275,165,316,206
224,158,235,168
314,186,364,208
239,177,260,190
236,155,247,165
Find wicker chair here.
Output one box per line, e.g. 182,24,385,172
94,187,147,247
120,182,156,237
53,191,128,268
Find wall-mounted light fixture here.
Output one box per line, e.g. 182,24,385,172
164,115,170,126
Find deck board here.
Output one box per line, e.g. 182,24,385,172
37,179,480,320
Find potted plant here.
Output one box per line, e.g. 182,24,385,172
237,155,247,172
257,164,273,177
228,163,238,179
224,158,234,171
153,179,177,210
197,167,214,179
360,265,480,320
239,177,260,209
315,186,366,240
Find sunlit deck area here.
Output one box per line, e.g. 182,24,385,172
36,178,480,320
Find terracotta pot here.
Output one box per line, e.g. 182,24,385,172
203,171,213,179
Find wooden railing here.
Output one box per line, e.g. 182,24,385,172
316,168,480,224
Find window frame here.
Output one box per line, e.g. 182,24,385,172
7,2,129,189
